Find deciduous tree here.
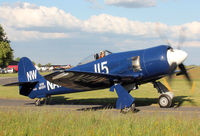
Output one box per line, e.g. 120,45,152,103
0,25,13,68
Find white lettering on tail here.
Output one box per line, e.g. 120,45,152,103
47,81,61,91
27,70,37,81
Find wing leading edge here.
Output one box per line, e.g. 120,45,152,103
44,70,140,90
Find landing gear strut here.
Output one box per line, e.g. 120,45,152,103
153,81,174,108
45,95,51,105
110,83,135,113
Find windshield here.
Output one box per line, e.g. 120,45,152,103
78,50,112,65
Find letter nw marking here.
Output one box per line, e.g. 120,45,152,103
27,70,37,81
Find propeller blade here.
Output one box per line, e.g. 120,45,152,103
168,62,177,81
163,78,172,92
177,27,186,49
190,81,195,94
156,23,171,46
178,63,191,83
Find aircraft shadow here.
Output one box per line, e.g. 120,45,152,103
172,96,197,108
44,95,196,111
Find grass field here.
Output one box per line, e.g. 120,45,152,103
0,72,50,77
0,107,200,136
0,68,200,136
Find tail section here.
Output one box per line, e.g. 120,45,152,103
4,57,78,99
18,57,43,83
17,57,44,97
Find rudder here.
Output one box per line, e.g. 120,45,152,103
18,57,43,82
18,57,44,97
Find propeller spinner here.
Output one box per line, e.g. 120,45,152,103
166,48,192,86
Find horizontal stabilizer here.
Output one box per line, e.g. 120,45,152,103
3,81,38,86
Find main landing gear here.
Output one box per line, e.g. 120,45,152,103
34,96,51,106
153,81,174,108
110,83,136,113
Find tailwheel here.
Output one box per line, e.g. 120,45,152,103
158,94,172,108
35,99,41,106
120,103,135,114
45,96,51,105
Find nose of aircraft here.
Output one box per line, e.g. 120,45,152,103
167,49,188,66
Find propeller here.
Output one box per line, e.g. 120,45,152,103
166,56,194,93
156,24,194,92
190,81,195,94
156,23,186,49
167,48,192,85
177,27,186,49
177,63,192,83
165,63,195,94
168,62,177,81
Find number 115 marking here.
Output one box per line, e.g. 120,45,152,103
94,61,109,74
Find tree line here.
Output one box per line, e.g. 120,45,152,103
0,24,13,68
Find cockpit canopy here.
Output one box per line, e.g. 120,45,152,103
78,50,112,65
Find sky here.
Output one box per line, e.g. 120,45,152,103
0,0,200,65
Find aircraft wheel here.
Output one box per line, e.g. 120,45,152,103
35,99,41,106
46,96,51,105
120,103,135,113
158,94,172,108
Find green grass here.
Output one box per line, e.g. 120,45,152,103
0,68,199,106
0,72,50,77
0,108,200,136
0,86,27,99
0,68,200,136
0,73,18,77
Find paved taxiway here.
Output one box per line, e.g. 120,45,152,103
0,98,200,116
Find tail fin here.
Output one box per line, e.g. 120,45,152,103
17,57,45,97
5,57,68,99
18,57,43,82
3,57,42,97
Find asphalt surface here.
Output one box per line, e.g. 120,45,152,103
0,98,200,116
1,77,200,115
0,77,18,85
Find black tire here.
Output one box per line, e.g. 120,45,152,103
158,94,172,108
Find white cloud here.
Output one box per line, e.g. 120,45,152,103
3,25,71,41
0,2,200,47
104,0,156,8
0,2,81,28
82,14,158,37
0,2,81,41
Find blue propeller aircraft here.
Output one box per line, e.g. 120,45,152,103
4,45,191,112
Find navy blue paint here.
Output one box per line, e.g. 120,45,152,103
15,45,172,109
18,57,85,99
70,45,171,81
143,45,170,77
113,84,135,109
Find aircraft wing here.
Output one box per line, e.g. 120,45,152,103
44,70,140,90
